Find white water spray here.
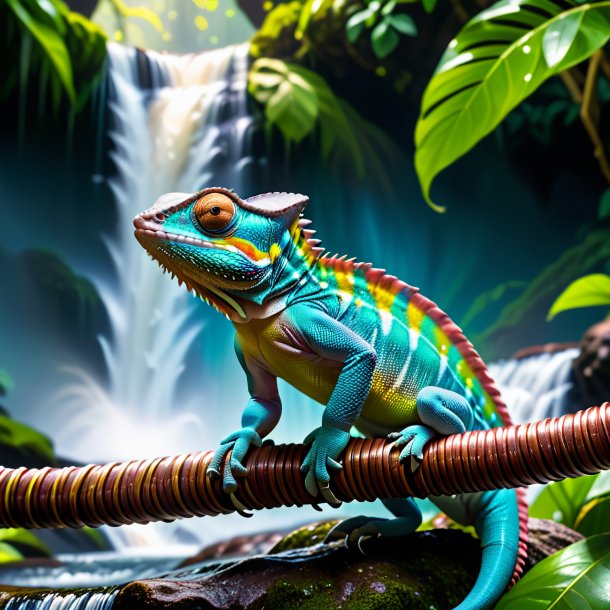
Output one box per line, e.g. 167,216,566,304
489,348,579,423
55,43,255,464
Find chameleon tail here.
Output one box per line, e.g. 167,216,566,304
454,489,520,610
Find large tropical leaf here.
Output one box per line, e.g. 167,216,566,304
495,534,610,609
530,473,600,527
415,0,610,211
547,273,610,320
574,496,610,537
249,58,318,142
6,0,76,102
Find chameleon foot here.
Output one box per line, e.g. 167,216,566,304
388,424,437,470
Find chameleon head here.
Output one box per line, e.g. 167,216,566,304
133,187,309,320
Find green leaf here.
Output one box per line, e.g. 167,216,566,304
381,0,396,17
0,542,23,564
495,534,610,610
249,58,318,142
6,0,76,102
415,0,610,211
543,11,583,68
422,0,438,13
598,188,610,220
547,274,610,320
387,13,417,36
574,496,610,537
371,20,399,58
0,529,50,558
346,9,374,42
587,470,610,502
530,474,600,527
0,414,56,465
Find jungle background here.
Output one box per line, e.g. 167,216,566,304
0,0,609,604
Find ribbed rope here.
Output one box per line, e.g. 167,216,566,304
0,403,608,529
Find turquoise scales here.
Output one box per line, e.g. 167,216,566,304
134,187,529,610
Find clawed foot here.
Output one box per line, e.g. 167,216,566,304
324,515,388,553
388,424,436,471
301,425,350,507
207,427,262,493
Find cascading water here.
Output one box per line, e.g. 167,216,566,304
489,347,580,423
4,592,118,610
55,42,257,463
46,41,333,552
45,41,268,549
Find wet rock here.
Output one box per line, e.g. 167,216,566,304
115,517,581,610
572,318,610,407
115,526,480,609
524,518,584,570
179,530,286,566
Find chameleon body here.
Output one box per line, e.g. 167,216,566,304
134,187,528,610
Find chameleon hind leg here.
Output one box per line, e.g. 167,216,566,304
325,497,422,551
389,387,474,468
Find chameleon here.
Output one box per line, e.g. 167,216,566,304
134,187,528,610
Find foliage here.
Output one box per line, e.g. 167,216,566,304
496,533,610,609
346,0,418,59
250,58,374,175
108,0,164,34
2,0,107,110
250,1,304,59
471,227,610,359
415,0,610,211
0,414,56,466
530,472,609,531
0,529,51,561
548,273,610,320
599,188,610,220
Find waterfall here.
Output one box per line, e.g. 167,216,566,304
54,42,258,464
4,591,118,610
489,348,580,424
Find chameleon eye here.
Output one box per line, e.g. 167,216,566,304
193,193,235,234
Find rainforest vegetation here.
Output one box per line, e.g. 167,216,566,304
1,0,609,608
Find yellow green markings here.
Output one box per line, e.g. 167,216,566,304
224,236,270,263
269,242,281,263
406,301,425,331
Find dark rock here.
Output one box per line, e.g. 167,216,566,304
572,318,610,407
524,518,584,571
116,517,582,610
179,530,286,566
115,526,480,609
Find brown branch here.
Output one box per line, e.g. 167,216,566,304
580,50,610,182
0,404,608,529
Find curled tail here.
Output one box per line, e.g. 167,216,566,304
453,489,522,610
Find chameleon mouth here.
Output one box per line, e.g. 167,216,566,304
133,215,271,271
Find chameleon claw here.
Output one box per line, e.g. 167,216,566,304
410,456,420,473
311,502,323,512
356,535,371,555
207,467,220,480
320,484,341,508
230,493,253,518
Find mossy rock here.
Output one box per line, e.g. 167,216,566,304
268,520,340,554
115,526,479,609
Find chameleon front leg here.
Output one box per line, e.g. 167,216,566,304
208,337,282,493
389,387,475,468
286,304,377,506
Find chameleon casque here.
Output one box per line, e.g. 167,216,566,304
133,187,529,610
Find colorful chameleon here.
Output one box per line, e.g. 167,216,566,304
134,187,528,610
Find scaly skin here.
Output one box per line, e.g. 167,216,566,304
134,187,527,610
